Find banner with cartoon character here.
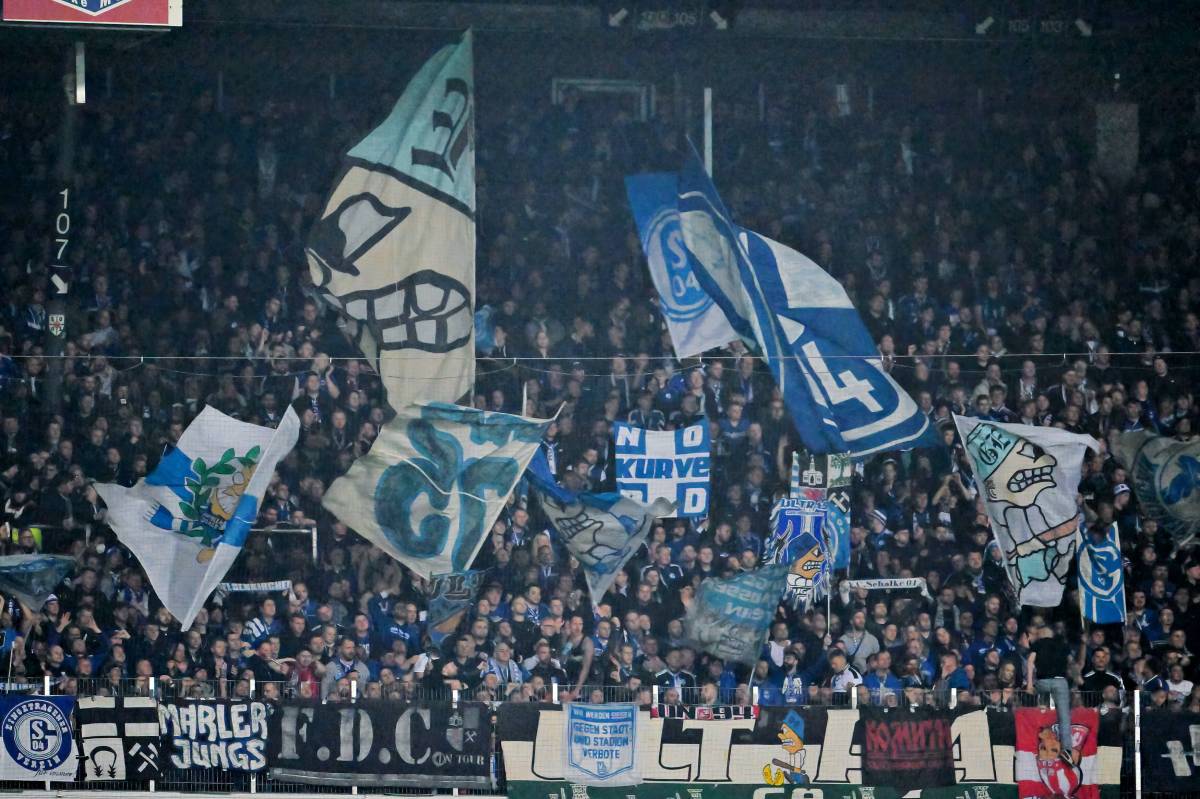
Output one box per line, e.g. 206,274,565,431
1114,430,1200,543
96,407,300,628
325,403,549,579
306,31,475,409
1015,707,1104,799
1078,522,1126,624
500,704,1123,799
953,416,1098,608
683,563,789,665
766,498,829,610
527,449,675,601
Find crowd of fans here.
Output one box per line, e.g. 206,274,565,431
0,41,1198,716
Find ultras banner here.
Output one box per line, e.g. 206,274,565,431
498,704,1121,799
267,700,492,788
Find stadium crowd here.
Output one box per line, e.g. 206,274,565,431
0,53,1199,716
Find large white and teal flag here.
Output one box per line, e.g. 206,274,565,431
96,408,300,628
953,415,1097,608
307,31,475,408
324,403,550,579
683,563,789,665
672,153,935,456
527,450,673,600
624,172,737,357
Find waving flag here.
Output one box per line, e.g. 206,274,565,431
1078,523,1126,624
324,403,549,579
954,415,1097,608
625,172,737,357
766,498,829,610
683,563,789,665
96,408,300,628
306,31,475,408
527,450,673,600
675,152,934,456
428,569,487,644
0,555,74,610
1114,430,1200,543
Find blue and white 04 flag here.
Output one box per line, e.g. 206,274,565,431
675,153,935,456
527,450,674,601
1078,523,1126,624
613,421,710,517
324,403,551,579
96,407,300,629
625,172,738,358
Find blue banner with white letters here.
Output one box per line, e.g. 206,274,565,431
1078,523,1126,624
674,152,936,456
613,421,710,517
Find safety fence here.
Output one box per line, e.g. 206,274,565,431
0,678,1188,797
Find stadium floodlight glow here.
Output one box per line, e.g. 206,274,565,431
974,16,995,35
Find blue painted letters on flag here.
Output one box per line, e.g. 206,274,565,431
683,563,789,665
613,421,710,517
1078,523,1126,624
674,153,935,456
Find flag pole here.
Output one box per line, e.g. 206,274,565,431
703,87,713,177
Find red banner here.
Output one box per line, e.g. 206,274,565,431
3,0,181,27
1016,707,1101,799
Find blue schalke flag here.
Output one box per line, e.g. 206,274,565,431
1078,523,1126,624
674,152,936,456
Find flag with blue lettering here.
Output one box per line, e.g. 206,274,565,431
428,569,487,644
674,152,935,456
1078,523,1126,624
625,172,738,358
96,408,300,629
613,421,710,517
683,563,789,665
527,450,674,600
306,31,475,409
766,498,829,610
0,554,74,610
324,403,551,579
